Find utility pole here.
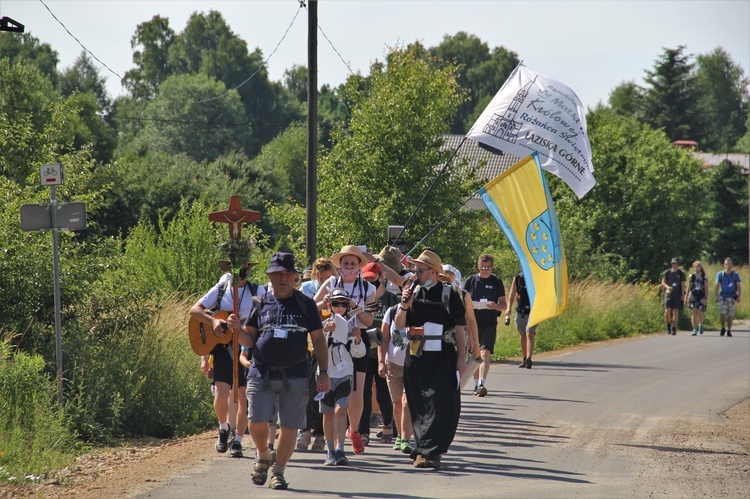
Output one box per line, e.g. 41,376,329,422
306,0,318,264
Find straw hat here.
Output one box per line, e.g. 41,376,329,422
331,245,367,268
374,245,404,272
413,250,442,274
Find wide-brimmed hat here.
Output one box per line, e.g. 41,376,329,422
413,250,442,274
374,246,404,272
331,245,367,268
218,260,258,273
265,252,300,274
440,263,462,284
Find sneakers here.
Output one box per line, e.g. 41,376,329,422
296,429,311,450
347,427,365,454
727,330,733,337
691,330,698,336
721,328,726,336
333,449,349,466
215,429,229,453
393,436,403,451
229,439,243,458
667,324,672,335
699,324,704,334
311,434,326,451
526,357,533,369
472,383,479,395
518,357,527,368
476,384,488,397
324,451,336,466
400,439,413,455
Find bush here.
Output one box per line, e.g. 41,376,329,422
0,335,77,483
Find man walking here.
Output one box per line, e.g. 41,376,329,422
229,252,330,490
463,254,506,396
661,258,686,335
715,258,741,337
395,249,466,470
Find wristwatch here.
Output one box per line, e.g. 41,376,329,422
319,369,328,374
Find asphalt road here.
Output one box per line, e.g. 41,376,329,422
137,325,749,498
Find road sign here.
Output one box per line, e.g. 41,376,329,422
21,202,87,231
41,163,63,185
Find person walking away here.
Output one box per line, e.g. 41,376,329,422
504,272,537,368
319,289,366,465
395,250,467,469
228,252,330,490
190,261,265,457
687,261,709,336
714,258,741,337
463,254,506,396
662,258,686,335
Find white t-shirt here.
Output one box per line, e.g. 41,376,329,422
198,275,266,321
321,276,375,329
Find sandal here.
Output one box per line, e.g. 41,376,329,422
269,472,288,490
251,452,275,486
380,426,393,444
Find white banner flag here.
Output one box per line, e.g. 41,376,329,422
466,65,595,198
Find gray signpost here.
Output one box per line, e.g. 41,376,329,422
20,164,87,405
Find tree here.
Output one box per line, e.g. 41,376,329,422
123,15,175,100
59,52,111,112
705,160,748,264
316,44,478,265
0,32,59,87
641,46,701,142
608,80,644,118
553,108,709,282
694,48,750,152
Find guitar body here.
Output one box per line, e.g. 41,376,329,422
188,310,231,355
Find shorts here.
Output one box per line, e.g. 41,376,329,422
514,312,537,335
319,376,351,413
718,297,736,317
664,294,683,310
688,292,707,312
211,345,247,388
478,322,498,352
246,376,308,428
385,360,405,404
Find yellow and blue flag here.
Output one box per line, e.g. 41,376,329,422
479,153,568,327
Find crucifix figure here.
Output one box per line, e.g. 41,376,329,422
209,195,261,241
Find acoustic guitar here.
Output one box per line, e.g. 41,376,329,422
188,310,231,356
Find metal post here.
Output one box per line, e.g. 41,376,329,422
50,185,63,405
306,0,318,264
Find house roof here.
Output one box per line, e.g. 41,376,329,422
694,152,749,174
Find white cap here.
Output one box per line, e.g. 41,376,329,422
441,264,462,284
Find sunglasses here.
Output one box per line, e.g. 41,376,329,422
480,266,492,271
331,301,349,308
414,268,429,276
316,263,332,271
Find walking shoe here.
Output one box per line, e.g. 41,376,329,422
347,427,365,454
324,451,336,466
311,434,326,451
526,357,533,369
361,433,370,446
229,439,243,458
334,449,349,466
518,357,527,368
699,324,704,334
727,330,733,337
720,328,726,336
691,330,697,336
476,384,488,397
413,454,428,468
400,439,413,454
425,454,441,469
215,429,229,453
393,436,403,451
472,383,478,396
667,324,672,334
296,429,311,450
268,472,288,490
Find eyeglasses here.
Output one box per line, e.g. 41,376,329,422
480,266,492,271
316,263,331,271
331,301,349,308
413,268,429,276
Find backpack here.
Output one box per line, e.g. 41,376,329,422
412,283,452,313
718,270,739,298
209,280,259,313
515,274,531,314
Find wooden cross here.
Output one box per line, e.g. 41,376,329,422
209,195,261,241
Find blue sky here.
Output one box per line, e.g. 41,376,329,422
3,0,749,109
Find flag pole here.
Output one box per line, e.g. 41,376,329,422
395,136,468,243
